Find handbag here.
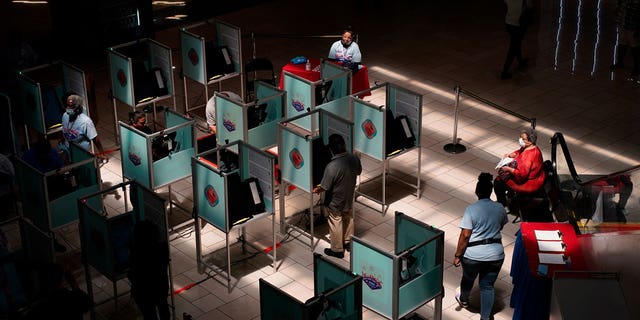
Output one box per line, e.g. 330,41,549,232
519,0,533,27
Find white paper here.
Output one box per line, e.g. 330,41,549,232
537,241,565,252
538,253,566,264
495,157,514,169
534,230,562,241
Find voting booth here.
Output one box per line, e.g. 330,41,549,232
281,60,351,132
260,253,363,320
352,83,422,213
192,140,277,292
108,38,175,140
350,212,444,320
17,61,88,140
180,20,243,113
77,180,174,317
15,142,101,263
119,109,195,189
277,108,354,247
213,81,286,150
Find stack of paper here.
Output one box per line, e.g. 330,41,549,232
534,229,566,265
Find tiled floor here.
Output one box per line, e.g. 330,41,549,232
3,0,640,319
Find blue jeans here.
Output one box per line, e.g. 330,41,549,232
460,257,504,320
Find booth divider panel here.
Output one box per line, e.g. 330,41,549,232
133,182,168,243
280,130,312,193
388,86,421,146
216,97,244,148
194,160,228,231
259,279,306,320
321,63,350,101
18,76,45,134
351,238,394,318
50,185,100,229
181,30,206,85
62,63,87,104
153,148,195,188
398,266,443,317
244,145,274,212
353,101,384,161
149,41,173,97
284,73,313,131
317,96,351,122
120,124,151,188
321,110,353,153
15,160,48,230
109,51,134,107
81,207,115,278
215,22,241,73
22,220,53,264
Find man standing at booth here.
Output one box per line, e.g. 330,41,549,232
313,134,362,259
61,94,107,162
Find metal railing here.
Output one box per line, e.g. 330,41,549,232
444,85,536,154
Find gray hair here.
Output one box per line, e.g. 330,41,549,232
66,94,84,107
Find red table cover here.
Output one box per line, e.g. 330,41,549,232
279,58,371,98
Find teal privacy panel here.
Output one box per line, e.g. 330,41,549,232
120,123,151,188
109,50,134,107
15,159,48,230
148,40,173,96
249,82,285,149
321,62,350,102
259,279,305,320
351,238,394,318
50,143,101,228
284,73,313,131
181,30,206,85
216,96,244,147
19,75,45,134
353,101,384,161
280,130,312,193
194,160,228,232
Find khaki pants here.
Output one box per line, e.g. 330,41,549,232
326,207,354,252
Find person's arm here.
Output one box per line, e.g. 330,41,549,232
328,41,338,59
351,43,362,64
313,185,325,194
453,228,472,267
92,136,108,162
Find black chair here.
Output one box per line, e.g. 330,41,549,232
244,58,275,101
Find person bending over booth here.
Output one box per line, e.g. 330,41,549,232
205,91,242,135
313,134,362,259
328,27,362,73
494,128,551,222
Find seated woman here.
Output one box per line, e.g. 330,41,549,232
328,26,362,73
129,111,152,134
494,128,551,222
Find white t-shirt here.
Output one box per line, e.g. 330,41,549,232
205,91,243,127
62,112,98,151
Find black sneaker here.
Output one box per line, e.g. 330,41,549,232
455,288,469,308
324,248,344,258
500,71,513,80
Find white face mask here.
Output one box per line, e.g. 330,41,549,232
518,137,526,147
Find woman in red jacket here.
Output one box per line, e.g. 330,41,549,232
494,129,546,216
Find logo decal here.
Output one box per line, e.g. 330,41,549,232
222,118,236,132
188,48,199,65
289,148,304,169
204,185,219,207
117,69,127,87
362,119,377,139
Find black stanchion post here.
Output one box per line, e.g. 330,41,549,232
443,85,466,154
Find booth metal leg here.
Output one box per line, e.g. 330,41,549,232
416,147,422,199
433,294,443,320
309,193,315,249
183,76,189,113
279,181,286,235
112,98,120,144
226,232,232,293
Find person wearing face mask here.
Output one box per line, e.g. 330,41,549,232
61,94,107,162
493,128,545,215
328,27,362,73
